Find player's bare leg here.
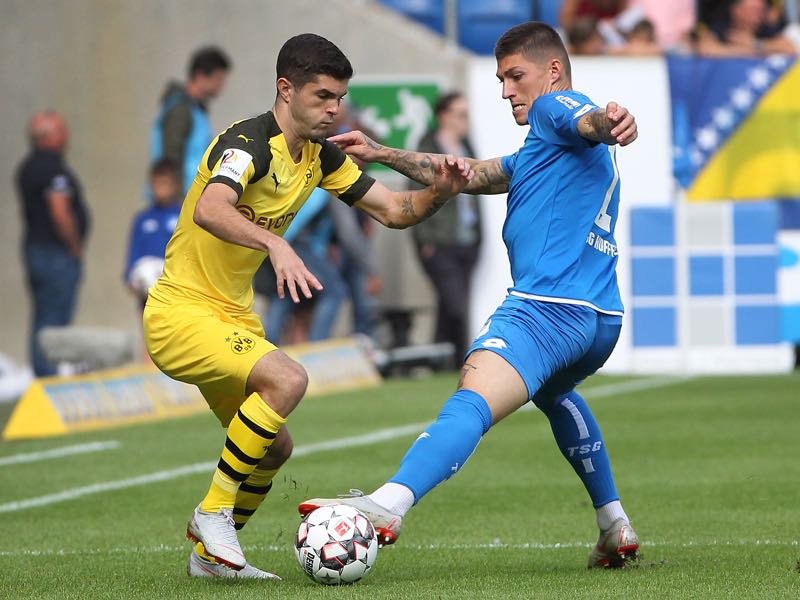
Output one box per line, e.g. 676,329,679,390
190,351,306,570
191,426,293,578
299,351,528,545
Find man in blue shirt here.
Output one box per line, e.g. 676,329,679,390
151,47,232,193
300,22,641,569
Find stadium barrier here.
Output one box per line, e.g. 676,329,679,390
3,337,381,441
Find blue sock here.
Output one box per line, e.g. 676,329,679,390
389,389,493,503
534,390,619,507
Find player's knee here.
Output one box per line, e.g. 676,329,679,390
277,363,309,408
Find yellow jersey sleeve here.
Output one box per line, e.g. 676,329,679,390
205,119,272,198
317,139,375,206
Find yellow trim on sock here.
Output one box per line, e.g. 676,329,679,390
245,467,279,488
200,470,238,512
239,392,287,432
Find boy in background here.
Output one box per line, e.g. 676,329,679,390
124,159,182,307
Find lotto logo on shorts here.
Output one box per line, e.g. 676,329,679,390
231,335,255,355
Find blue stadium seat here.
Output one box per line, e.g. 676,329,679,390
379,0,445,34
532,0,563,27
458,0,534,55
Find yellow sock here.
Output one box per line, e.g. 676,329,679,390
233,467,280,530
200,393,286,512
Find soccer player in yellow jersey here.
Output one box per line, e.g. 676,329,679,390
143,33,473,579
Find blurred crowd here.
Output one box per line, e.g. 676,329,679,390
561,0,800,56
14,0,800,376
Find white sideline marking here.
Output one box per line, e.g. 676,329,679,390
0,538,796,558
0,423,430,514
0,441,121,467
0,376,690,514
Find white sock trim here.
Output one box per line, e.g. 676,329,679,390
369,483,414,516
596,500,629,531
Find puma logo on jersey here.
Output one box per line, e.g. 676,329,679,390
272,172,280,191
237,134,254,143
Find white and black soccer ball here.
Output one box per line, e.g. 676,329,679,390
128,256,164,298
294,504,378,585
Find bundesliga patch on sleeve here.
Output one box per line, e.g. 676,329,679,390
215,149,253,182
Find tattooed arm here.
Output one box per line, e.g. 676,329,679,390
328,131,509,195
352,155,474,230
576,102,638,146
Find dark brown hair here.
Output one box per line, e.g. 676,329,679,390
495,21,571,79
276,33,353,89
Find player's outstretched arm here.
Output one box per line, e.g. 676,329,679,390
352,155,474,230
194,183,322,302
577,102,638,146
329,130,509,195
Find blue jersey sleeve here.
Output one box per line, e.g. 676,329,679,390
501,153,518,177
529,93,599,148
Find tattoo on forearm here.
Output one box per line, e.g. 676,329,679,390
581,110,616,144
457,362,478,388
401,194,417,219
366,137,382,151
464,158,509,195
384,150,437,185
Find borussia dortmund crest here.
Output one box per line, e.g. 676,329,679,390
231,335,254,355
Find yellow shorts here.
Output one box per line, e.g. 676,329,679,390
143,299,277,426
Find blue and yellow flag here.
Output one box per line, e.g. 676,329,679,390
669,55,800,201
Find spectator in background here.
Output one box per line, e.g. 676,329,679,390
567,16,608,54
264,187,350,345
16,111,90,377
410,92,482,366
696,0,800,55
629,0,696,50
562,1,660,55
560,0,628,27
124,159,182,308
151,47,232,193
560,0,628,50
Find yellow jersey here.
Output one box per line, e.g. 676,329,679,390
148,111,374,314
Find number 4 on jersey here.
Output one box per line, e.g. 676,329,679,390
594,146,619,233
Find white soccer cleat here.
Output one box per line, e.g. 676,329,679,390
587,518,640,568
298,489,402,547
186,505,246,570
187,548,281,580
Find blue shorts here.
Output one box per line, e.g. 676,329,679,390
466,295,622,402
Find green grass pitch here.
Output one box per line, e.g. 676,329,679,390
0,373,798,599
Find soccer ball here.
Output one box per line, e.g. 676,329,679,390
294,504,378,585
128,256,164,297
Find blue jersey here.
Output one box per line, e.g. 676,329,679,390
124,203,181,281
500,90,623,315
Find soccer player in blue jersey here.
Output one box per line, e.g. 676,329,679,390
300,21,640,568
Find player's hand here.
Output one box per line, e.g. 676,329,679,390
267,237,323,303
607,102,638,146
327,130,382,163
431,155,474,198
